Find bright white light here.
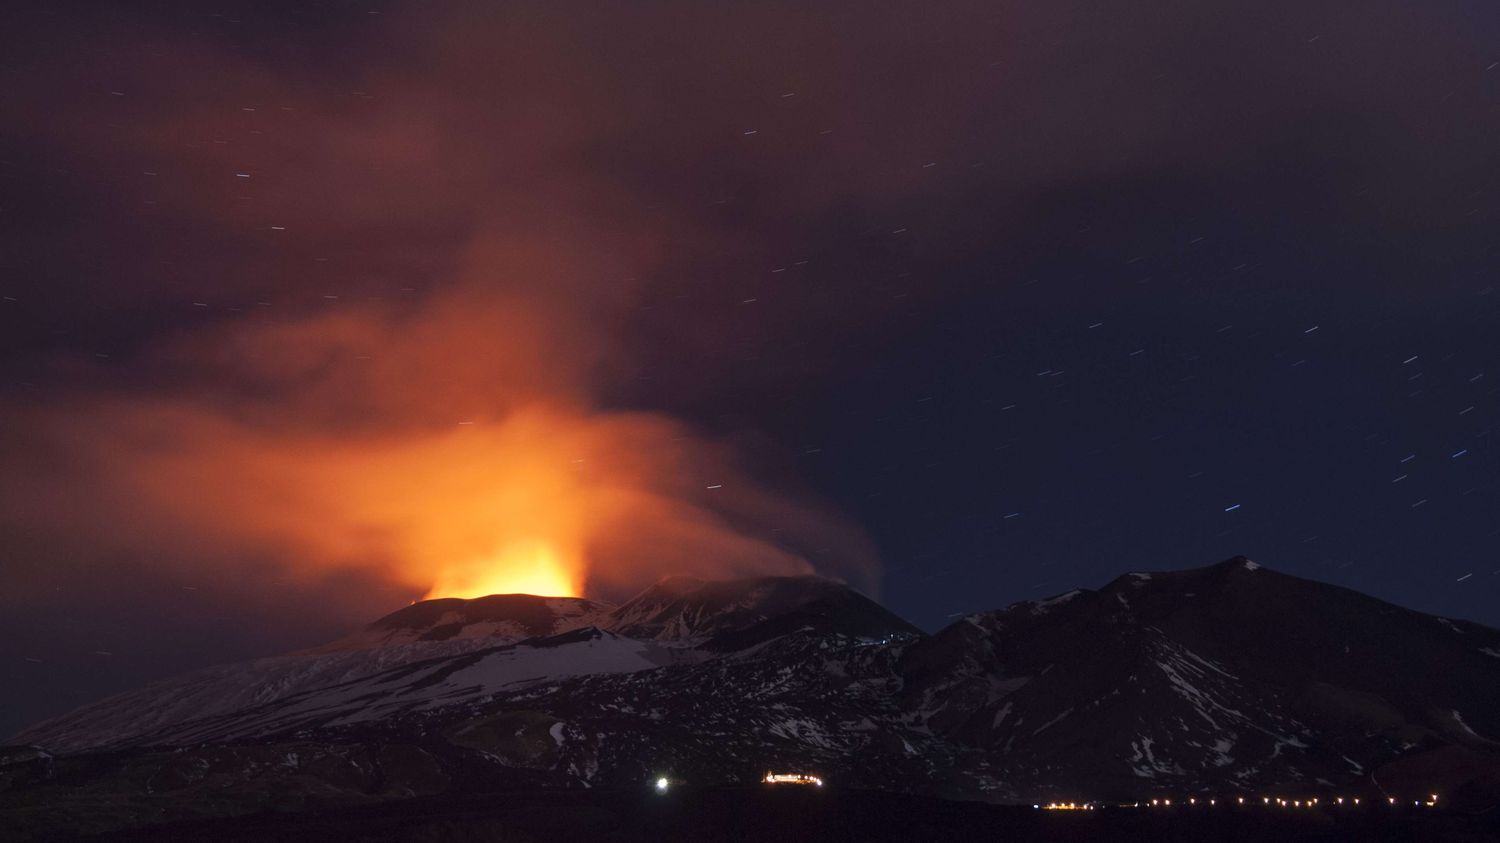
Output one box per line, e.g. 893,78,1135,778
655,777,670,792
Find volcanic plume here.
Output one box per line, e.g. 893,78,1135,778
0,5,906,618
0,262,877,606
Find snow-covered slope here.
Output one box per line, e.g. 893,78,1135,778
103,628,708,749
13,575,905,755
13,638,504,755
15,593,622,754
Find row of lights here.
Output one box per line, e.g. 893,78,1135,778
1036,793,1441,810
654,775,1438,808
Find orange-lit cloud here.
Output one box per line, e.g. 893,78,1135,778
0,1,914,608
0,268,875,605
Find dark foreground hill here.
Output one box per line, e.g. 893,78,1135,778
3,560,1498,840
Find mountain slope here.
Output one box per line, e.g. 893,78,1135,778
604,574,921,649
16,592,619,755
105,628,709,750
900,557,1500,799
10,638,503,756
14,575,905,755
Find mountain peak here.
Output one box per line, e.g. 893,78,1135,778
606,573,917,648
315,593,614,652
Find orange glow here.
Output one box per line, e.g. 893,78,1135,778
423,539,581,599
0,282,878,606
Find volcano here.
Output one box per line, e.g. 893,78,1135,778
4,560,1499,839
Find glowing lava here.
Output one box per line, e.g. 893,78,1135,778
422,539,581,599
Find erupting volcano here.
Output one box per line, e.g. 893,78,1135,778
423,540,581,600
4,1,1499,840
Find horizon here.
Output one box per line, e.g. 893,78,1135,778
350,555,1498,635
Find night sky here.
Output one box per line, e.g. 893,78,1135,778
3,1,1500,738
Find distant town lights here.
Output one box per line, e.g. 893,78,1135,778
762,772,823,787
1041,802,1094,811
1044,792,1435,813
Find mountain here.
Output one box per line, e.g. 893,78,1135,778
13,575,918,756
4,560,1499,840
317,594,614,651
605,574,923,649
900,557,1500,801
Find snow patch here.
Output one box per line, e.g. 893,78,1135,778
1032,707,1074,735
1129,736,1186,778
1437,618,1464,634
1269,735,1308,758
1033,590,1082,613
1452,710,1485,740
1210,737,1235,767
991,702,1013,729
